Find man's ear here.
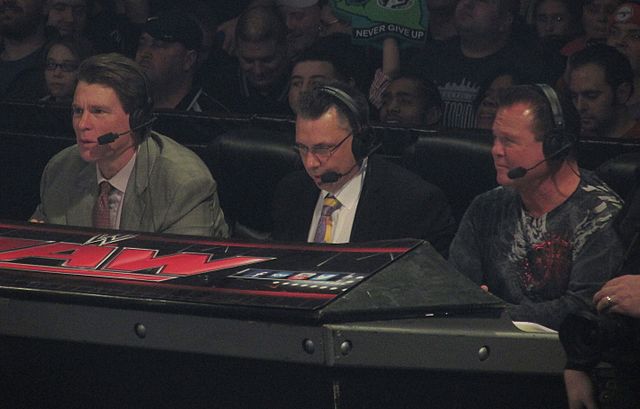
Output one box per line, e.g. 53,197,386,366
615,82,633,105
183,49,198,72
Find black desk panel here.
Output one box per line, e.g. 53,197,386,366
0,222,566,408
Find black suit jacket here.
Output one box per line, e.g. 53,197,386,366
272,156,456,255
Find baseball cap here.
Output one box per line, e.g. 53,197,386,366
610,3,640,27
143,12,203,51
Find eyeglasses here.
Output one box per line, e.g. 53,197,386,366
293,132,352,160
45,61,79,72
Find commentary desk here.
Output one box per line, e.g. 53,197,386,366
0,222,567,408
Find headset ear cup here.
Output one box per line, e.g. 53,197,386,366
128,95,154,139
351,131,364,161
543,130,572,160
129,109,143,130
352,127,376,161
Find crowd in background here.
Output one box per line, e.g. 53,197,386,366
3,2,640,407
3,0,640,141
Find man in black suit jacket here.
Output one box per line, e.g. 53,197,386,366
271,82,455,255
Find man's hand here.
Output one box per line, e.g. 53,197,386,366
594,275,640,318
216,17,238,56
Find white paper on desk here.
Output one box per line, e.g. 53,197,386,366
513,321,558,334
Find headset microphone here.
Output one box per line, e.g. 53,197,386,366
320,171,341,184
320,162,358,184
318,140,382,184
507,143,572,179
97,117,157,145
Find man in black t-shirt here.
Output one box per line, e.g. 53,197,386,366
409,0,548,128
0,0,48,100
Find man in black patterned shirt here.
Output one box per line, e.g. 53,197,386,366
449,85,625,330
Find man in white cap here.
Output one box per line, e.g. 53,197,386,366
276,0,322,58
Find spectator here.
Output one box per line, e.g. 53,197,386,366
409,0,548,128
84,0,148,56
31,53,229,237
531,0,581,82
313,3,378,99
277,0,321,59
288,46,355,114
561,0,622,57
210,5,291,115
532,0,580,40
44,0,147,56
475,70,523,129
41,35,94,103
379,70,443,127
45,0,89,38
567,44,640,138
448,84,624,329
607,2,640,118
135,12,227,112
426,0,459,42
272,81,456,255
0,0,48,100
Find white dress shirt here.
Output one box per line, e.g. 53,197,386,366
96,151,137,229
307,159,368,243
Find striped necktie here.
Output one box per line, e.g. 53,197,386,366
314,194,342,243
93,181,113,229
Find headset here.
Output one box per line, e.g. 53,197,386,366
127,62,155,139
506,84,578,180
535,83,576,161
315,84,379,161
97,60,155,145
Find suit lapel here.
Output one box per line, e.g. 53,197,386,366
66,163,97,227
292,176,320,240
120,135,160,230
351,158,385,241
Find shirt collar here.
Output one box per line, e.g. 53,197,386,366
96,150,138,193
321,158,368,211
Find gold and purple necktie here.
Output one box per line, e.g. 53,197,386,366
313,194,342,243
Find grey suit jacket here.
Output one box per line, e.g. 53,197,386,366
31,132,229,238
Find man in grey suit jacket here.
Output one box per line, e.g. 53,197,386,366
31,53,228,238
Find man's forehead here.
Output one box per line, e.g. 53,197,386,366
570,63,607,85
238,40,279,57
388,78,420,93
496,102,537,121
296,109,349,136
292,60,335,76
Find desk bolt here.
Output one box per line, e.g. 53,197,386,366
134,323,147,339
478,346,490,361
303,338,315,354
